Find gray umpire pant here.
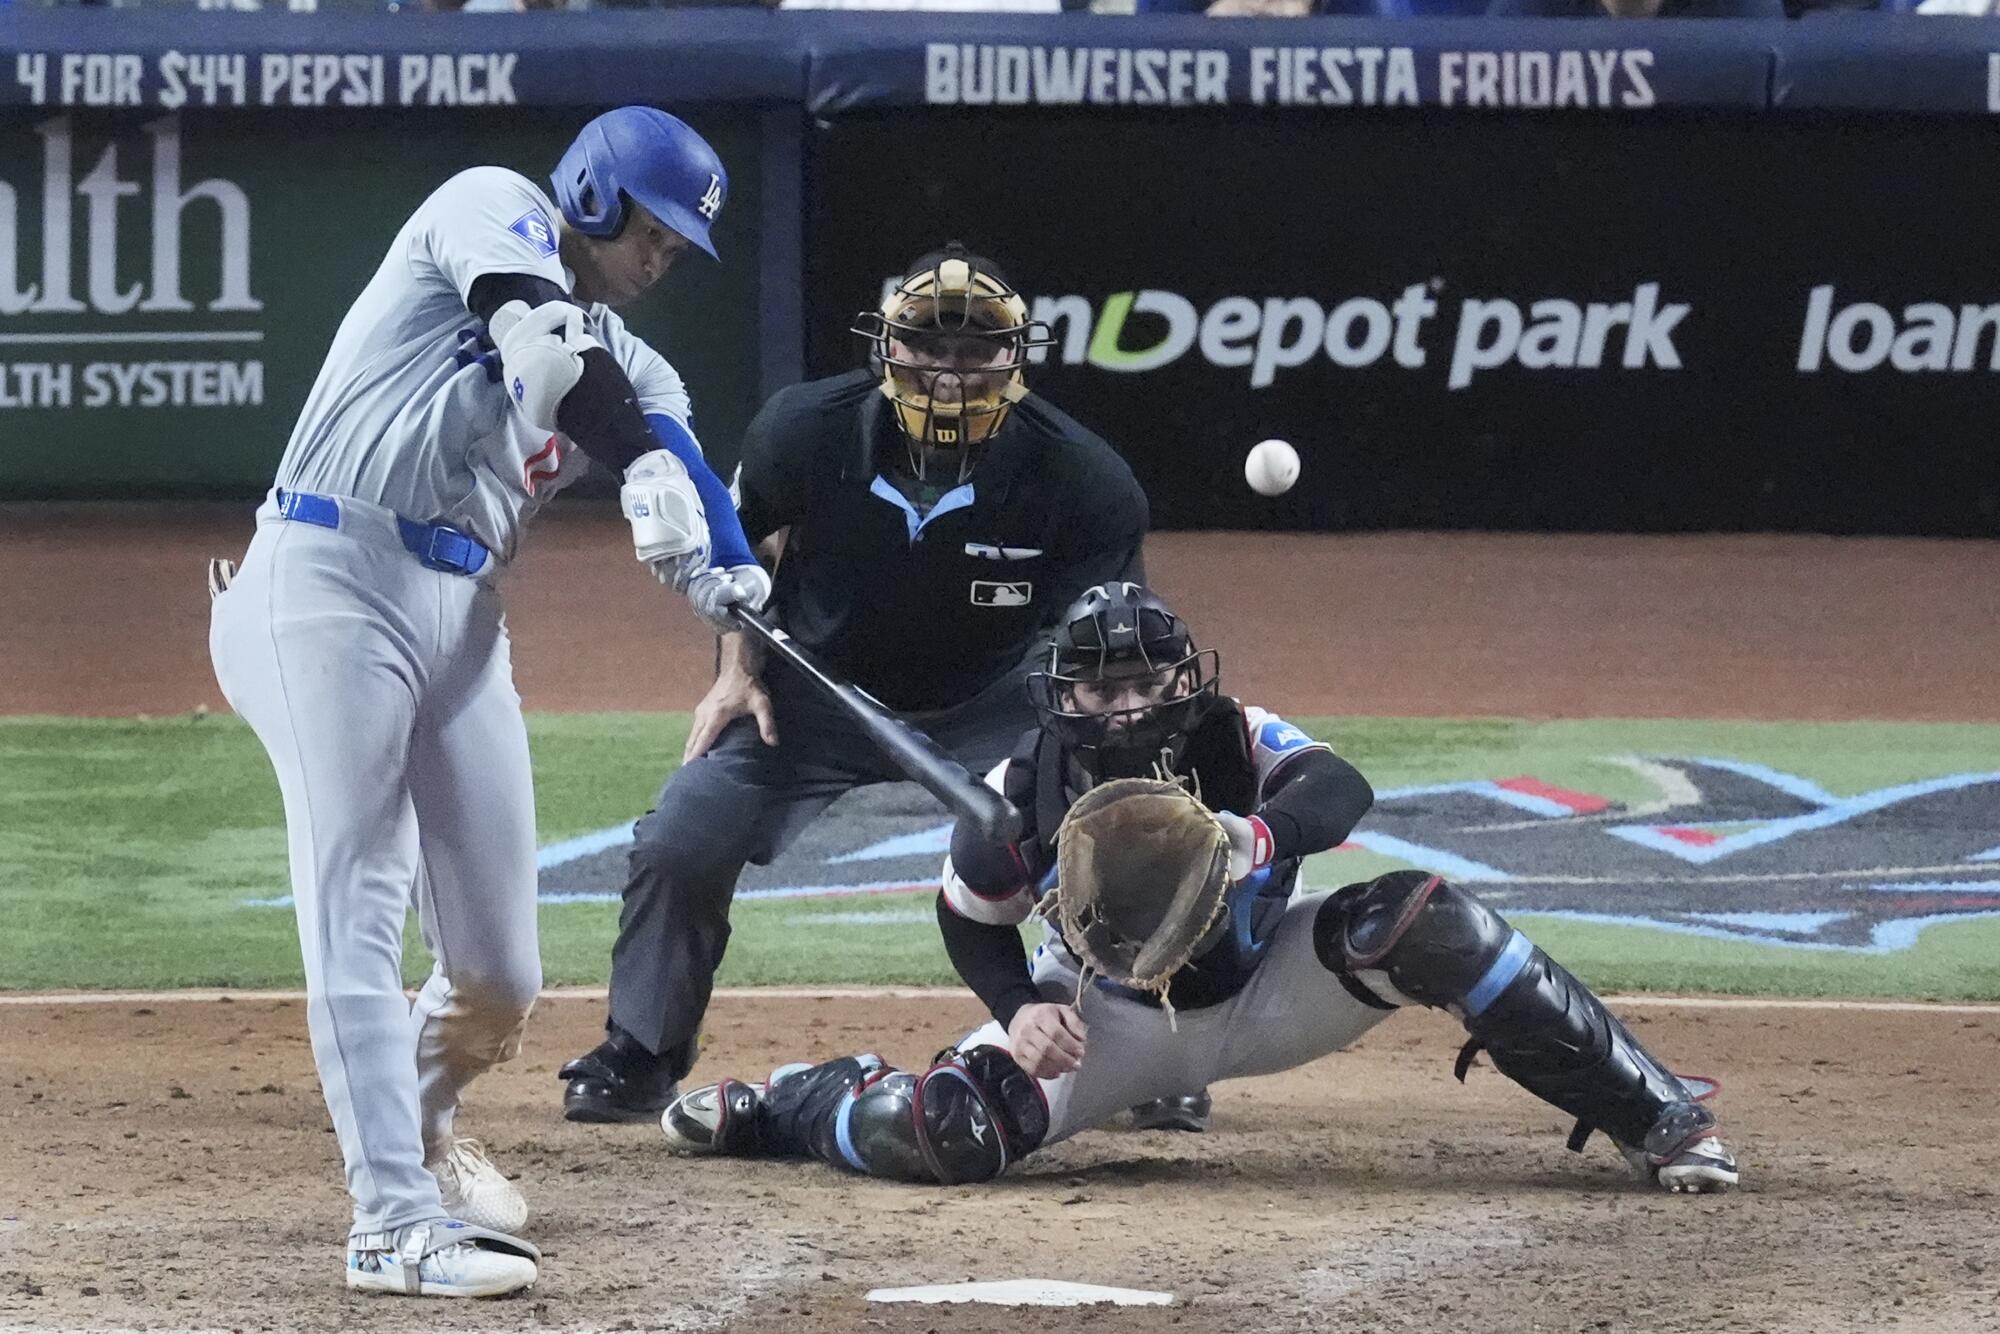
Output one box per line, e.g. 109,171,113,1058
607,655,1035,1068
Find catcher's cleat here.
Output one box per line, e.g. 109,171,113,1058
428,1137,528,1234
1129,1091,1212,1133
559,1030,679,1124
1618,1100,1739,1194
345,1219,538,1299
660,1080,765,1156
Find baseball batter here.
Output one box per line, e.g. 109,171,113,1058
208,107,765,1298
654,584,1740,1195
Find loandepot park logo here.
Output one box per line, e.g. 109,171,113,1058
876,275,1686,392
505,757,2000,954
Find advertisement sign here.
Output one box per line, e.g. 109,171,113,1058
808,111,2000,534
808,15,1775,113
0,110,762,495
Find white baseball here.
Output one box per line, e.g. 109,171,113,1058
1244,439,1300,497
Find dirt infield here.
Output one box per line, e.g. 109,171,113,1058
2,995,1996,1333
10,502,2000,719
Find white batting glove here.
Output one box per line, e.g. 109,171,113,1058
621,448,710,582
1216,811,1275,883
488,299,600,434
685,562,772,635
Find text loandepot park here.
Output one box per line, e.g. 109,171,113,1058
1024,283,2000,389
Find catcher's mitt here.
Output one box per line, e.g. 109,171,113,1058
1050,777,1231,1013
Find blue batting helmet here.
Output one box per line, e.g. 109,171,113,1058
551,107,727,259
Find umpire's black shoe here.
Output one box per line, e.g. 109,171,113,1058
1130,1090,1212,1133
559,1030,680,1123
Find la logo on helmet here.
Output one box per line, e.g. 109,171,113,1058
696,173,724,221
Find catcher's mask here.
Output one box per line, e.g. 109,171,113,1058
852,242,1054,482
1028,582,1219,781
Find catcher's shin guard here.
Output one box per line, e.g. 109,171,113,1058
1315,870,1709,1154
748,1047,1050,1184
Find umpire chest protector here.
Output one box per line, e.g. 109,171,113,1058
758,375,1130,713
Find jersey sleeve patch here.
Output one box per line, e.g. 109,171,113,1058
1248,708,1334,787
507,209,559,258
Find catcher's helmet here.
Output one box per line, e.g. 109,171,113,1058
552,107,727,258
1029,582,1220,780
853,243,1054,472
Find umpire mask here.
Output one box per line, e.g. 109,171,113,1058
854,243,1054,483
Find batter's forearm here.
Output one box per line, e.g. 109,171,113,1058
936,894,1042,1030
555,349,658,475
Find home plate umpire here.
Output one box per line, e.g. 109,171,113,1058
559,242,1150,1121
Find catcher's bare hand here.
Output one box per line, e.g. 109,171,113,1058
1007,1002,1087,1079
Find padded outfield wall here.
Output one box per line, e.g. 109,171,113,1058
3,11,1999,534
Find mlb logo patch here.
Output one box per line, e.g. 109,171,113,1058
970,580,1032,607
508,210,558,258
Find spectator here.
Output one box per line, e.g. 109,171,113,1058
1205,0,1315,14
778,0,1067,11
424,0,574,9
1488,0,1783,15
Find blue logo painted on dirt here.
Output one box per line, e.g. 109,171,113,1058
508,210,558,257
519,758,2000,953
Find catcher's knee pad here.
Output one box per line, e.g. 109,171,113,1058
1313,870,1517,1012
813,1046,1049,1185
1315,871,1698,1151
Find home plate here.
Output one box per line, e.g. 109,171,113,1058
866,1279,1173,1307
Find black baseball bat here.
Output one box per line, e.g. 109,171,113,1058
729,606,1025,845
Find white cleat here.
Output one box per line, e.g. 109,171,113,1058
345,1219,538,1298
429,1137,529,1234
1618,1103,1741,1194
1649,1135,1741,1194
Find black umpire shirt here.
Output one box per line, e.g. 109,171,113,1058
734,370,1148,713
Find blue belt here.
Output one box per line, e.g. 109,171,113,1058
276,490,491,577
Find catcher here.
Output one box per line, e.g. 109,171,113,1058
653,583,1740,1194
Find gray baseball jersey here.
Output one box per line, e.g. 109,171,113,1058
274,166,692,563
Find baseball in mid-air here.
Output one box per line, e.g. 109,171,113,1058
1244,439,1300,497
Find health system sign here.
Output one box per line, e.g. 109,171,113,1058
0,109,766,496
0,115,265,415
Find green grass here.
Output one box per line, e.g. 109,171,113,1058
3,713,1998,998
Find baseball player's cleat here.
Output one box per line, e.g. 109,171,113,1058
428,1138,528,1234
1129,1091,1212,1133
1646,1135,1740,1194
559,1031,679,1123
660,1080,764,1156
345,1219,538,1299
1618,1101,1740,1194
